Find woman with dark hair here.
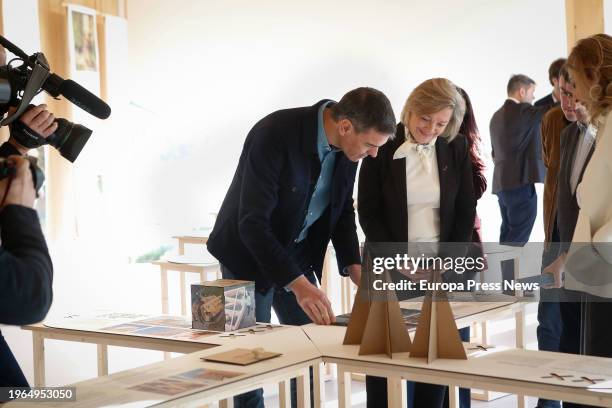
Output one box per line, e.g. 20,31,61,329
456,86,487,273
457,87,487,219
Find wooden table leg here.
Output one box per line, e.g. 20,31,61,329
313,362,325,408
470,322,479,342
219,399,234,408
180,271,187,316
515,307,526,349
178,240,185,256
514,305,527,408
296,367,311,408
480,320,489,345
337,365,352,408
515,305,527,407
97,344,109,376
279,379,291,408
387,376,406,408
32,332,45,387
161,266,171,361
448,384,459,408
160,267,169,314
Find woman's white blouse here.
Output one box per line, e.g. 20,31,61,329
393,134,440,243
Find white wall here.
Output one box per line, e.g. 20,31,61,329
5,0,570,388
126,0,566,244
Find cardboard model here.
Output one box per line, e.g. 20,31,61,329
343,258,411,357
410,271,467,363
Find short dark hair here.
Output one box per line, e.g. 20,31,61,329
559,63,572,84
548,58,567,85
507,74,536,95
331,87,396,137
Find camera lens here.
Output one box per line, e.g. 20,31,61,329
46,118,92,162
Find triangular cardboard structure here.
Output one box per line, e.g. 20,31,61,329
358,299,411,357
410,289,467,363
343,263,411,357
342,282,372,344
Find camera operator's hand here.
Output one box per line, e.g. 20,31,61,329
0,155,35,209
8,104,58,154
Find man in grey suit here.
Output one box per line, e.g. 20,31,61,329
490,75,554,291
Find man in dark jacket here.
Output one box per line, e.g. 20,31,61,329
0,155,53,391
490,75,554,292
207,87,396,408
0,99,56,393
534,58,565,108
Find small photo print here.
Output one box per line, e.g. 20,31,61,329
173,368,242,385
171,330,217,341
129,377,203,396
133,326,186,337
70,9,98,71
102,323,150,333
135,316,192,328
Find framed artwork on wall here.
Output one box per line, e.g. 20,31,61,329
67,5,99,72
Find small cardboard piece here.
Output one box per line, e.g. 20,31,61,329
410,271,467,363
343,262,411,357
202,348,281,366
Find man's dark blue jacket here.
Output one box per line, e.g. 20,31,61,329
207,100,361,291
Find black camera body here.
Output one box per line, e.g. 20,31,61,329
0,35,111,163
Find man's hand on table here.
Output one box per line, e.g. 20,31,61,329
289,276,336,325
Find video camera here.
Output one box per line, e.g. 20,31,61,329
0,35,111,163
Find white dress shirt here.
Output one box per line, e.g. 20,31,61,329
393,130,440,246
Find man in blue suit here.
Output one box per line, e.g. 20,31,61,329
207,87,396,407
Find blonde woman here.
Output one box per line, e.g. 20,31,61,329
358,78,476,408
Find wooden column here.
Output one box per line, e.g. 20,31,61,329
566,0,604,50
37,0,119,240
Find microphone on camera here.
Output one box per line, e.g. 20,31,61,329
59,79,111,120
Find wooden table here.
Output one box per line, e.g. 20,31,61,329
16,321,612,408
11,325,320,408
22,315,220,388
345,298,528,406
172,233,210,254
304,324,612,408
152,258,221,315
